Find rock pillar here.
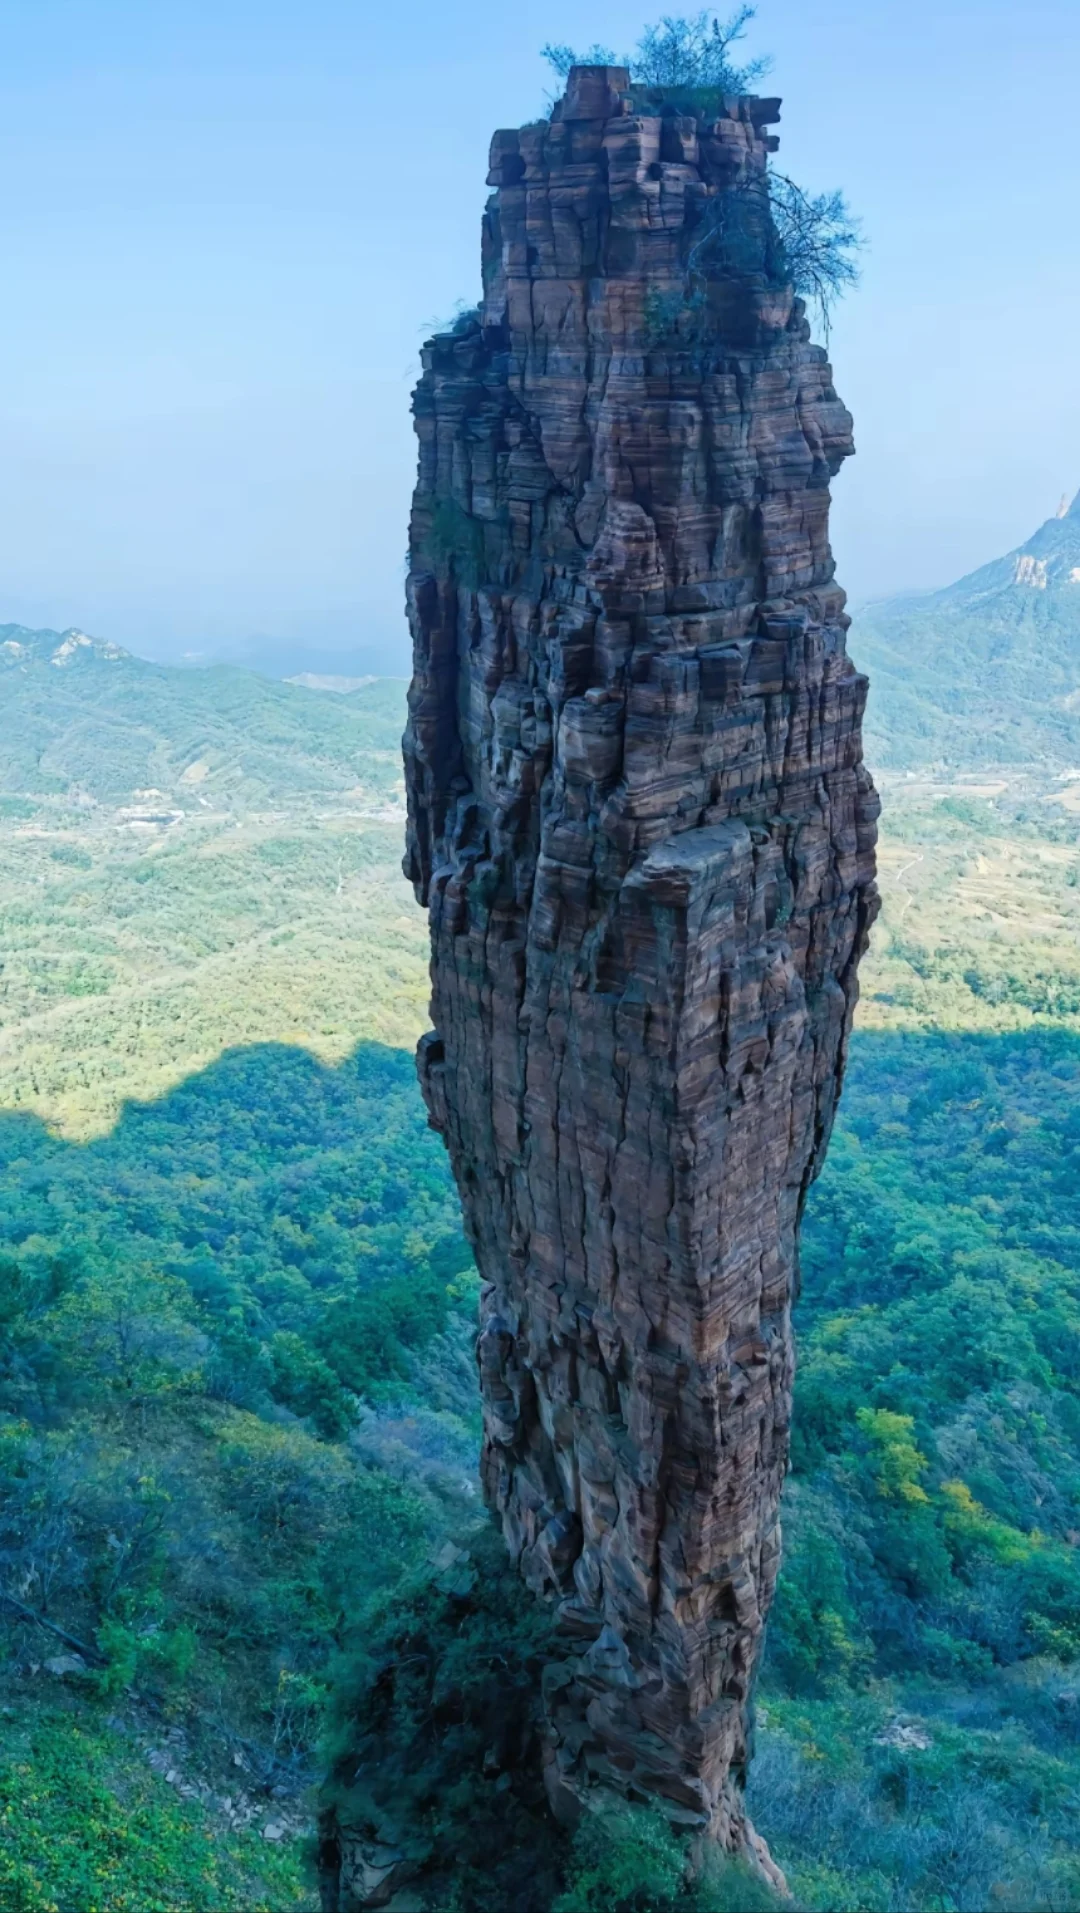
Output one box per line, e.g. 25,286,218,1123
403,65,878,1860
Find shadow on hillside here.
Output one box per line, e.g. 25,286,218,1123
0,1037,471,1336
0,1037,434,1179
1,1021,1075,1312
2,1036,427,1161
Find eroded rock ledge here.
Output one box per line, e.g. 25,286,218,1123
400,61,878,1879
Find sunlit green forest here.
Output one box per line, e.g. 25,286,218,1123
3,651,1080,1909
0,646,423,1135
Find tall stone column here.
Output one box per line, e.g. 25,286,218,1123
403,64,878,1863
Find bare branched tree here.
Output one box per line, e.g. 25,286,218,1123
541,14,862,342
542,8,769,93
540,39,618,80
684,168,862,339
767,172,862,338
631,8,771,90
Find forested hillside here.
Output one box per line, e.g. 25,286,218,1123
0,640,420,1136
3,667,1080,1909
855,493,1080,770
1,624,406,806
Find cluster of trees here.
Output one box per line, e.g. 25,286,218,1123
777,1028,1080,1690
860,784,1080,1038
319,1026,1080,1911
4,869,1080,1908
0,1039,477,1834
542,6,771,101
0,1040,472,1424
542,11,861,338
5,614,1080,1904
742,1026,1080,1907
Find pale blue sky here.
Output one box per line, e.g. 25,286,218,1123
1,0,1077,668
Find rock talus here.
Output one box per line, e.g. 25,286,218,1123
403,65,879,1865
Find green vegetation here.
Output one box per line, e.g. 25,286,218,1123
752,1024,1080,1906
854,493,1080,771
323,1525,566,1912
0,630,423,1135
0,1704,311,1913
0,625,406,808
0,1041,471,1417
556,1808,777,1913
748,1684,1080,1913
3,657,1080,1906
541,12,861,337
858,776,1080,1034
0,1034,478,1906
322,1524,782,1913
0,1037,478,1704
542,6,771,107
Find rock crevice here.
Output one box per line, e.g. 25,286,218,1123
404,63,878,1861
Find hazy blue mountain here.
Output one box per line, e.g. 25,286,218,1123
852,491,1080,769
0,623,406,806
164,633,410,681
11,479,1079,807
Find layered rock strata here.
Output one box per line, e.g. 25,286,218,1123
403,65,878,1864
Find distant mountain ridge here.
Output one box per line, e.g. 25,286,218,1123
1,623,130,670
0,621,406,808
854,491,1080,770
170,633,407,681
10,487,1079,791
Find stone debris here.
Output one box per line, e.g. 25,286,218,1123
42,1654,88,1679
875,1718,933,1754
138,1726,306,1837
397,58,877,1891
339,1839,420,1910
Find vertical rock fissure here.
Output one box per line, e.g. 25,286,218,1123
404,63,878,1870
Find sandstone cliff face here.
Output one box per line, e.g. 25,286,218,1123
404,64,878,1864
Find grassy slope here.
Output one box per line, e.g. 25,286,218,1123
0,1700,313,1913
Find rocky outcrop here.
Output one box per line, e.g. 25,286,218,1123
402,65,878,1871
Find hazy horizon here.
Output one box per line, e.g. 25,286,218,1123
2,0,1078,670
